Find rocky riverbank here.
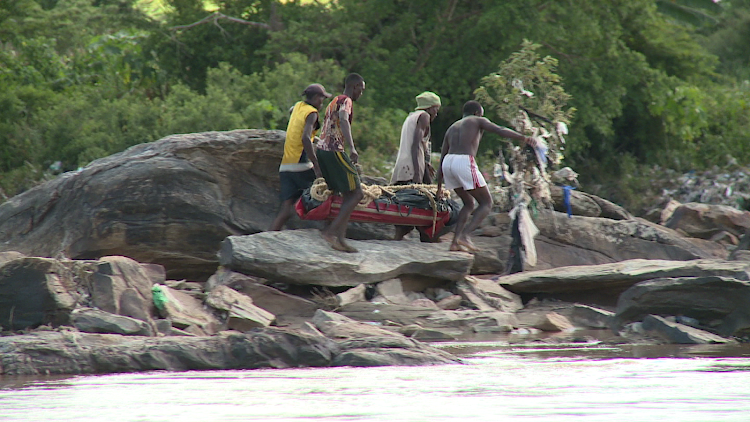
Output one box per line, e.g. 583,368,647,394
1,129,749,376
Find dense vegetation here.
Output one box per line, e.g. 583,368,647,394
1,0,748,214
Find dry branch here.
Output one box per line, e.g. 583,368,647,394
169,12,271,32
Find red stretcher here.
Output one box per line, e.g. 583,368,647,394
294,194,454,240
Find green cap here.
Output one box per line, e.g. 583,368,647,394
415,91,441,110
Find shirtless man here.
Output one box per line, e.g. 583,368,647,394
436,100,537,252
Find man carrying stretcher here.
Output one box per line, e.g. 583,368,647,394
390,91,441,242
316,73,366,253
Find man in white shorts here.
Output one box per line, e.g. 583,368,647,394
436,100,538,252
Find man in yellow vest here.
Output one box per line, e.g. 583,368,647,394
269,83,332,231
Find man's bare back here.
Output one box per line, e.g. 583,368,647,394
444,115,529,157
436,100,534,253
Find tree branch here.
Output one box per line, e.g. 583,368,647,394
169,12,271,32
413,0,460,73
541,42,578,64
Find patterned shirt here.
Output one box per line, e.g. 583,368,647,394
318,95,353,152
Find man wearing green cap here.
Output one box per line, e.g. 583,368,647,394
391,91,441,186
390,91,441,241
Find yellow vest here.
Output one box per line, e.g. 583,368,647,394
280,101,319,170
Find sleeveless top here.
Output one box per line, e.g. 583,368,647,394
280,101,319,172
390,110,431,184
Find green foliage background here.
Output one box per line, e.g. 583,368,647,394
1,0,749,214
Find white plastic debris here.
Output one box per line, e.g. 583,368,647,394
512,78,534,97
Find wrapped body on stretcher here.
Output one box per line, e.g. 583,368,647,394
295,180,460,241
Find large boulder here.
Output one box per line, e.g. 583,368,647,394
549,186,602,218
569,304,614,329
205,285,276,331
640,315,736,344
614,275,750,337
455,276,522,313
496,259,750,307
206,268,319,325
664,202,750,240
331,336,460,367
578,190,633,221
338,302,442,325
336,301,518,339
89,256,162,323
0,257,82,330
219,229,474,287
0,255,165,332
312,309,406,340
70,308,153,336
152,284,222,335
311,310,460,366
470,211,726,275
533,212,726,262
0,130,315,281
422,310,518,335
503,186,632,220
0,316,460,375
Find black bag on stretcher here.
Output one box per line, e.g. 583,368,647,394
295,187,460,241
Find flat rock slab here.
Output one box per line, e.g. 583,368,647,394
339,302,439,325
0,324,459,376
496,259,750,295
0,329,338,376
219,229,474,287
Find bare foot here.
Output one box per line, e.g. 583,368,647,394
321,231,340,249
337,238,359,253
456,238,480,252
322,231,358,253
449,243,466,252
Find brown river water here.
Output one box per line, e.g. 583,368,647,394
2,338,750,421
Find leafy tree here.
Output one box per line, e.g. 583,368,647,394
475,40,575,167
656,0,723,27
2,0,750,216
0,0,161,194
145,0,275,92
699,0,750,81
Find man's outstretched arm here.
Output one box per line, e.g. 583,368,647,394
479,118,536,147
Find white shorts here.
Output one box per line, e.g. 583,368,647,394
441,154,486,190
